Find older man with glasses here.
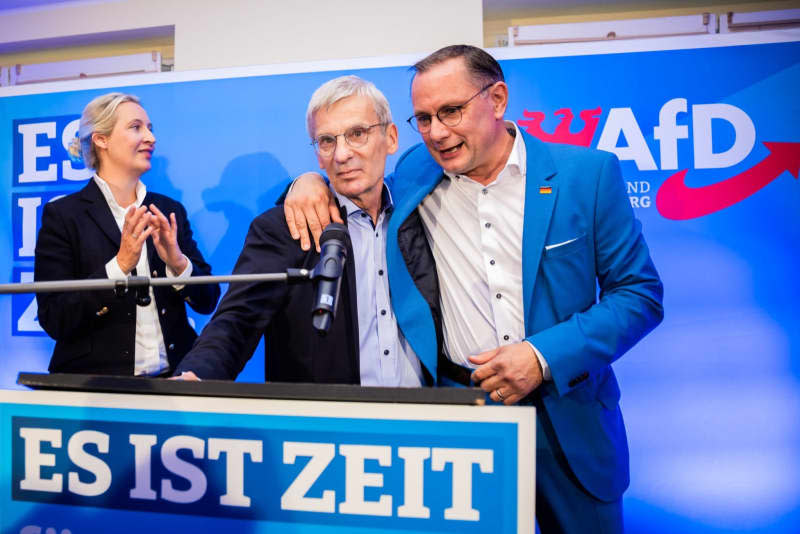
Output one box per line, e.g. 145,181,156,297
173,75,428,388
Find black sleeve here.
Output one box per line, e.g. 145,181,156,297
34,201,118,341
174,209,305,379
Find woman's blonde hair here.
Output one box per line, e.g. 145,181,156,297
71,92,141,170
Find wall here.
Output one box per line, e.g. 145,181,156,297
484,0,800,47
0,0,483,70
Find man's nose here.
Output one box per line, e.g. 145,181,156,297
333,137,353,162
428,116,450,142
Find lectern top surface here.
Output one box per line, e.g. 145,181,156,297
17,372,486,405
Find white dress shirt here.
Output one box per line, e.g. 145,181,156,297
94,175,192,376
417,122,551,379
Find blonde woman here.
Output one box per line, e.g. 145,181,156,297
34,93,220,376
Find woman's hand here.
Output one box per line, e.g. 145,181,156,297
149,203,188,274
116,205,153,274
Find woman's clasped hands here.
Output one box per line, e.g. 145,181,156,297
117,204,187,275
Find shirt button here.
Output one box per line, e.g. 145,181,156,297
161,308,166,315
383,349,390,355
378,269,384,276
503,335,510,341
482,188,488,195
485,222,491,229
489,259,496,265
381,309,387,316
152,270,158,277
496,293,502,299
168,343,175,351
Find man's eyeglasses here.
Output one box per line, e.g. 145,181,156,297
407,82,495,133
311,122,387,156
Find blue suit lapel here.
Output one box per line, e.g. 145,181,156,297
388,133,558,375
519,131,558,333
387,145,443,380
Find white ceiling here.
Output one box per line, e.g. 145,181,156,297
0,0,85,10
0,0,777,18
482,0,767,19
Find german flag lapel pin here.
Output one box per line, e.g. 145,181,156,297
539,186,552,194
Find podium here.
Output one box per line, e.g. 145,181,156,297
2,373,535,533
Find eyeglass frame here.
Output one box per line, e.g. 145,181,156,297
310,122,389,156
406,82,497,133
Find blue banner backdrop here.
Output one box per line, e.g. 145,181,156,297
1,33,799,533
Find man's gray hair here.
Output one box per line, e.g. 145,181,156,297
306,75,392,137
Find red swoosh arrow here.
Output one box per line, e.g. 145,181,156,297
656,142,800,220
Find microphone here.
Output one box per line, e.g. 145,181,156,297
310,223,349,334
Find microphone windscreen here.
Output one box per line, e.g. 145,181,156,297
319,223,349,245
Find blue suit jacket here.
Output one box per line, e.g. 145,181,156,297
386,130,664,501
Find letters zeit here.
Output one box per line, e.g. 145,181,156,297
594,98,756,209
16,421,497,523
12,115,90,335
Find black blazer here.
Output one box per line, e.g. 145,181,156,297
174,206,363,383
34,179,220,375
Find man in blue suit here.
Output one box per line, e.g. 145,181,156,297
286,45,663,533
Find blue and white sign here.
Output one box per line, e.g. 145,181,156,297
0,390,536,533
12,115,90,187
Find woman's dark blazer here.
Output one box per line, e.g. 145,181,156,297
34,179,220,375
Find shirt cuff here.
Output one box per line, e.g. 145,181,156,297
287,176,298,195
524,340,551,381
165,255,193,290
106,257,127,279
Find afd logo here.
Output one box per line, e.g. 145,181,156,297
518,98,800,220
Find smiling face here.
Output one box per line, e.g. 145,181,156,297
93,101,155,179
311,94,398,210
411,57,510,183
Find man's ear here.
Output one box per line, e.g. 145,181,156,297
385,123,399,155
490,82,509,119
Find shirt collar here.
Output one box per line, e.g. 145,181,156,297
504,121,526,178
93,174,147,216
332,181,394,220
444,120,526,184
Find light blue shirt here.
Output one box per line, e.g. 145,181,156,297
333,185,425,387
